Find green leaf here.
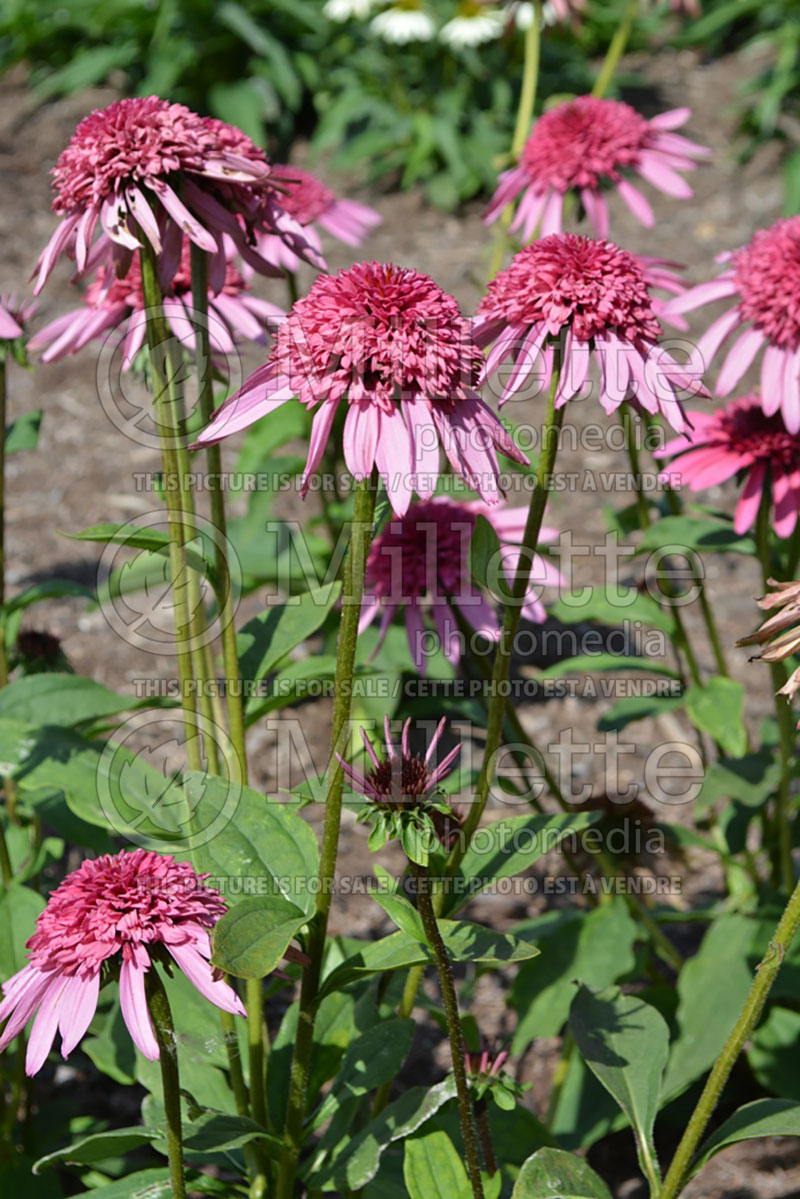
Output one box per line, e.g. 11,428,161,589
238,582,342,708
67,523,212,582
539,654,679,680
370,866,426,943
319,923,539,1001
469,514,502,592
597,691,686,732
0,672,170,727
182,776,319,916
633,514,755,557
569,985,669,1190
6,411,42,453
694,752,780,815
662,914,757,1101
512,1147,613,1198
3,578,93,615
684,677,747,756
510,901,638,1052
311,1019,416,1131
445,811,597,916
550,587,675,634
325,1078,459,1191
211,893,308,979
182,1111,283,1157
748,1006,800,1100
34,1167,226,1196
403,1129,470,1199
83,992,137,1086
690,1099,800,1176
34,1127,159,1171
0,883,45,977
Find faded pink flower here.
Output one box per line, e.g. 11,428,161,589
475,233,706,430
0,849,244,1075
484,97,708,241
339,716,461,807
194,260,528,515
465,1043,510,1076
33,98,319,295
359,496,562,672
737,578,800,712
667,217,800,434
0,294,37,340
257,165,382,271
29,239,283,368
655,396,800,538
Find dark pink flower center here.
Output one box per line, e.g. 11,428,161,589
366,754,433,805
707,395,800,466
733,217,800,350
26,849,226,976
478,233,661,344
365,500,476,600
272,166,336,225
520,96,650,192
52,97,217,213
274,261,482,410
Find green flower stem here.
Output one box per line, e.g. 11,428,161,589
658,877,800,1199
412,862,485,1199
487,1,542,280
247,976,268,1131
592,0,639,99
139,243,202,773
146,969,187,1199
756,488,794,893
0,819,11,889
190,245,248,783
276,476,376,1199
474,1099,497,1177
451,354,564,862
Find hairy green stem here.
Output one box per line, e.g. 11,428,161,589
276,477,376,1199
146,969,187,1199
0,817,11,889
592,0,639,99
488,1,542,280
756,487,794,893
412,862,484,1199
190,244,248,783
139,244,202,772
658,878,800,1199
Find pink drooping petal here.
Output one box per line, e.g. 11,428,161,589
119,958,159,1061
300,397,340,497
734,460,767,533
167,942,246,1016
344,399,380,481
616,178,655,228
59,971,101,1057
716,327,765,396
667,275,738,316
149,180,217,252
404,394,441,500
375,404,413,516
25,976,67,1075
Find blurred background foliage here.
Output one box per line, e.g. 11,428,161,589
1,0,798,211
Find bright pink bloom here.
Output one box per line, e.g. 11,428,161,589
33,98,320,295
257,165,382,270
667,217,800,434
475,233,706,430
29,239,282,367
484,97,708,242
359,496,562,672
194,260,528,515
465,1043,510,1076
0,849,244,1075
655,395,800,538
339,716,461,806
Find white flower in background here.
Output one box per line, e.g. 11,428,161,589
323,0,375,19
440,2,505,47
371,1,437,42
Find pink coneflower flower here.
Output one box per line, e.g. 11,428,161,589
0,849,245,1075
465,1043,510,1077
0,293,37,340
339,716,460,807
475,233,706,430
483,96,708,242
666,217,800,434
33,98,318,296
737,578,800,712
193,260,528,515
256,166,382,271
654,395,800,538
359,496,562,671
29,239,283,367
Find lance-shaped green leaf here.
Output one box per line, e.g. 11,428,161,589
237,582,342,706
569,985,669,1192
310,1018,415,1132
404,1129,471,1199
684,676,747,757
512,1148,613,1198
2,578,92,615
469,513,502,592
0,672,175,727
181,1111,284,1157
0,883,45,978
690,1099,800,1177
211,893,308,979
67,522,214,582
550,586,675,634
34,1127,160,1171
317,922,539,1001
6,411,42,453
